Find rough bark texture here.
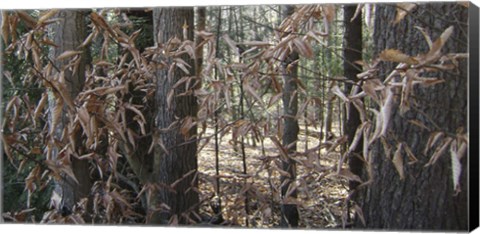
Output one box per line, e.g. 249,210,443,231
50,10,92,217
343,4,363,190
354,3,468,230
150,7,199,224
279,5,299,228
195,7,206,78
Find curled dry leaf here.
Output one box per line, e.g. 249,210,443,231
399,69,416,115
419,26,454,65
34,92,48,121
425,137,453,167
450,140,462,193
56,50,83,60
353,204,366,227
414,26,433,50
394,3,416,24
292,37,313,58
348,122,366,154
402,143,418,164
379,49,418,65
331,85,349,102
16,11,37,29
2,11,10,44
380,86,394,137
424,131,444,155
245,83,265,107
368,108,383,144
37,9,59,26
322,4,336,23
90,11,116,38
392,143,405,180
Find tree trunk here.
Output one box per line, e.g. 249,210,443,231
324,30,334,141
343,4,363,190
279,5,299,228
150,7,199,225
49,10,92,218
354,3,468,230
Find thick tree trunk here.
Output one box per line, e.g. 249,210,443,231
50,10,92,218
343,4,363,190
354,3,468,230
150,7,199,224
279,5,299,228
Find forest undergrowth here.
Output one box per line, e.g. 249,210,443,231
198,124,349,228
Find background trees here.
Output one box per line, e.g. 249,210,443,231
0,3,474,230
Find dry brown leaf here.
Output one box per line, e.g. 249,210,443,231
423,26,454,64
322,4,336,23
90,11,116,37
331,85,349,102
292,37,313,58
353,204,366,227
414,26,433,50
408,119,430,131
368,108,383,144
268,92,283,108
348,122,366,154
424,131,444,155
392,143,405,180
16,11,37,29
394,3,416,24
456,140,467,160
349,4,363,22
379,49,418,65
458,2,469,7
34,92,48,121
450,140,462,193
426,137,453,166
222,34,238,55
2,11,10,44
402,143,418,164
51,98,64,134
399,70,415,115
380,86,394,137
244,82,265,106
56,50,83,60
37,9,59,26
270,136,290,162
362,80,380,104
167,89,175,110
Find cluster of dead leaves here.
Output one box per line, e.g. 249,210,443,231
1,5,469,226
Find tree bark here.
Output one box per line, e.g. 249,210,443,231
354,3,468,230
343,4,363,190
150,7,199,224
279,5,299,228
50,10,92,218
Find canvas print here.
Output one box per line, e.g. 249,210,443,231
0,2,477,231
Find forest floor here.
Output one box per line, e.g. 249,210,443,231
197,125,350,228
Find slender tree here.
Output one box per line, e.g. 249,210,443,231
279,5,299,228
343,4,363,191
49,10,92,218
